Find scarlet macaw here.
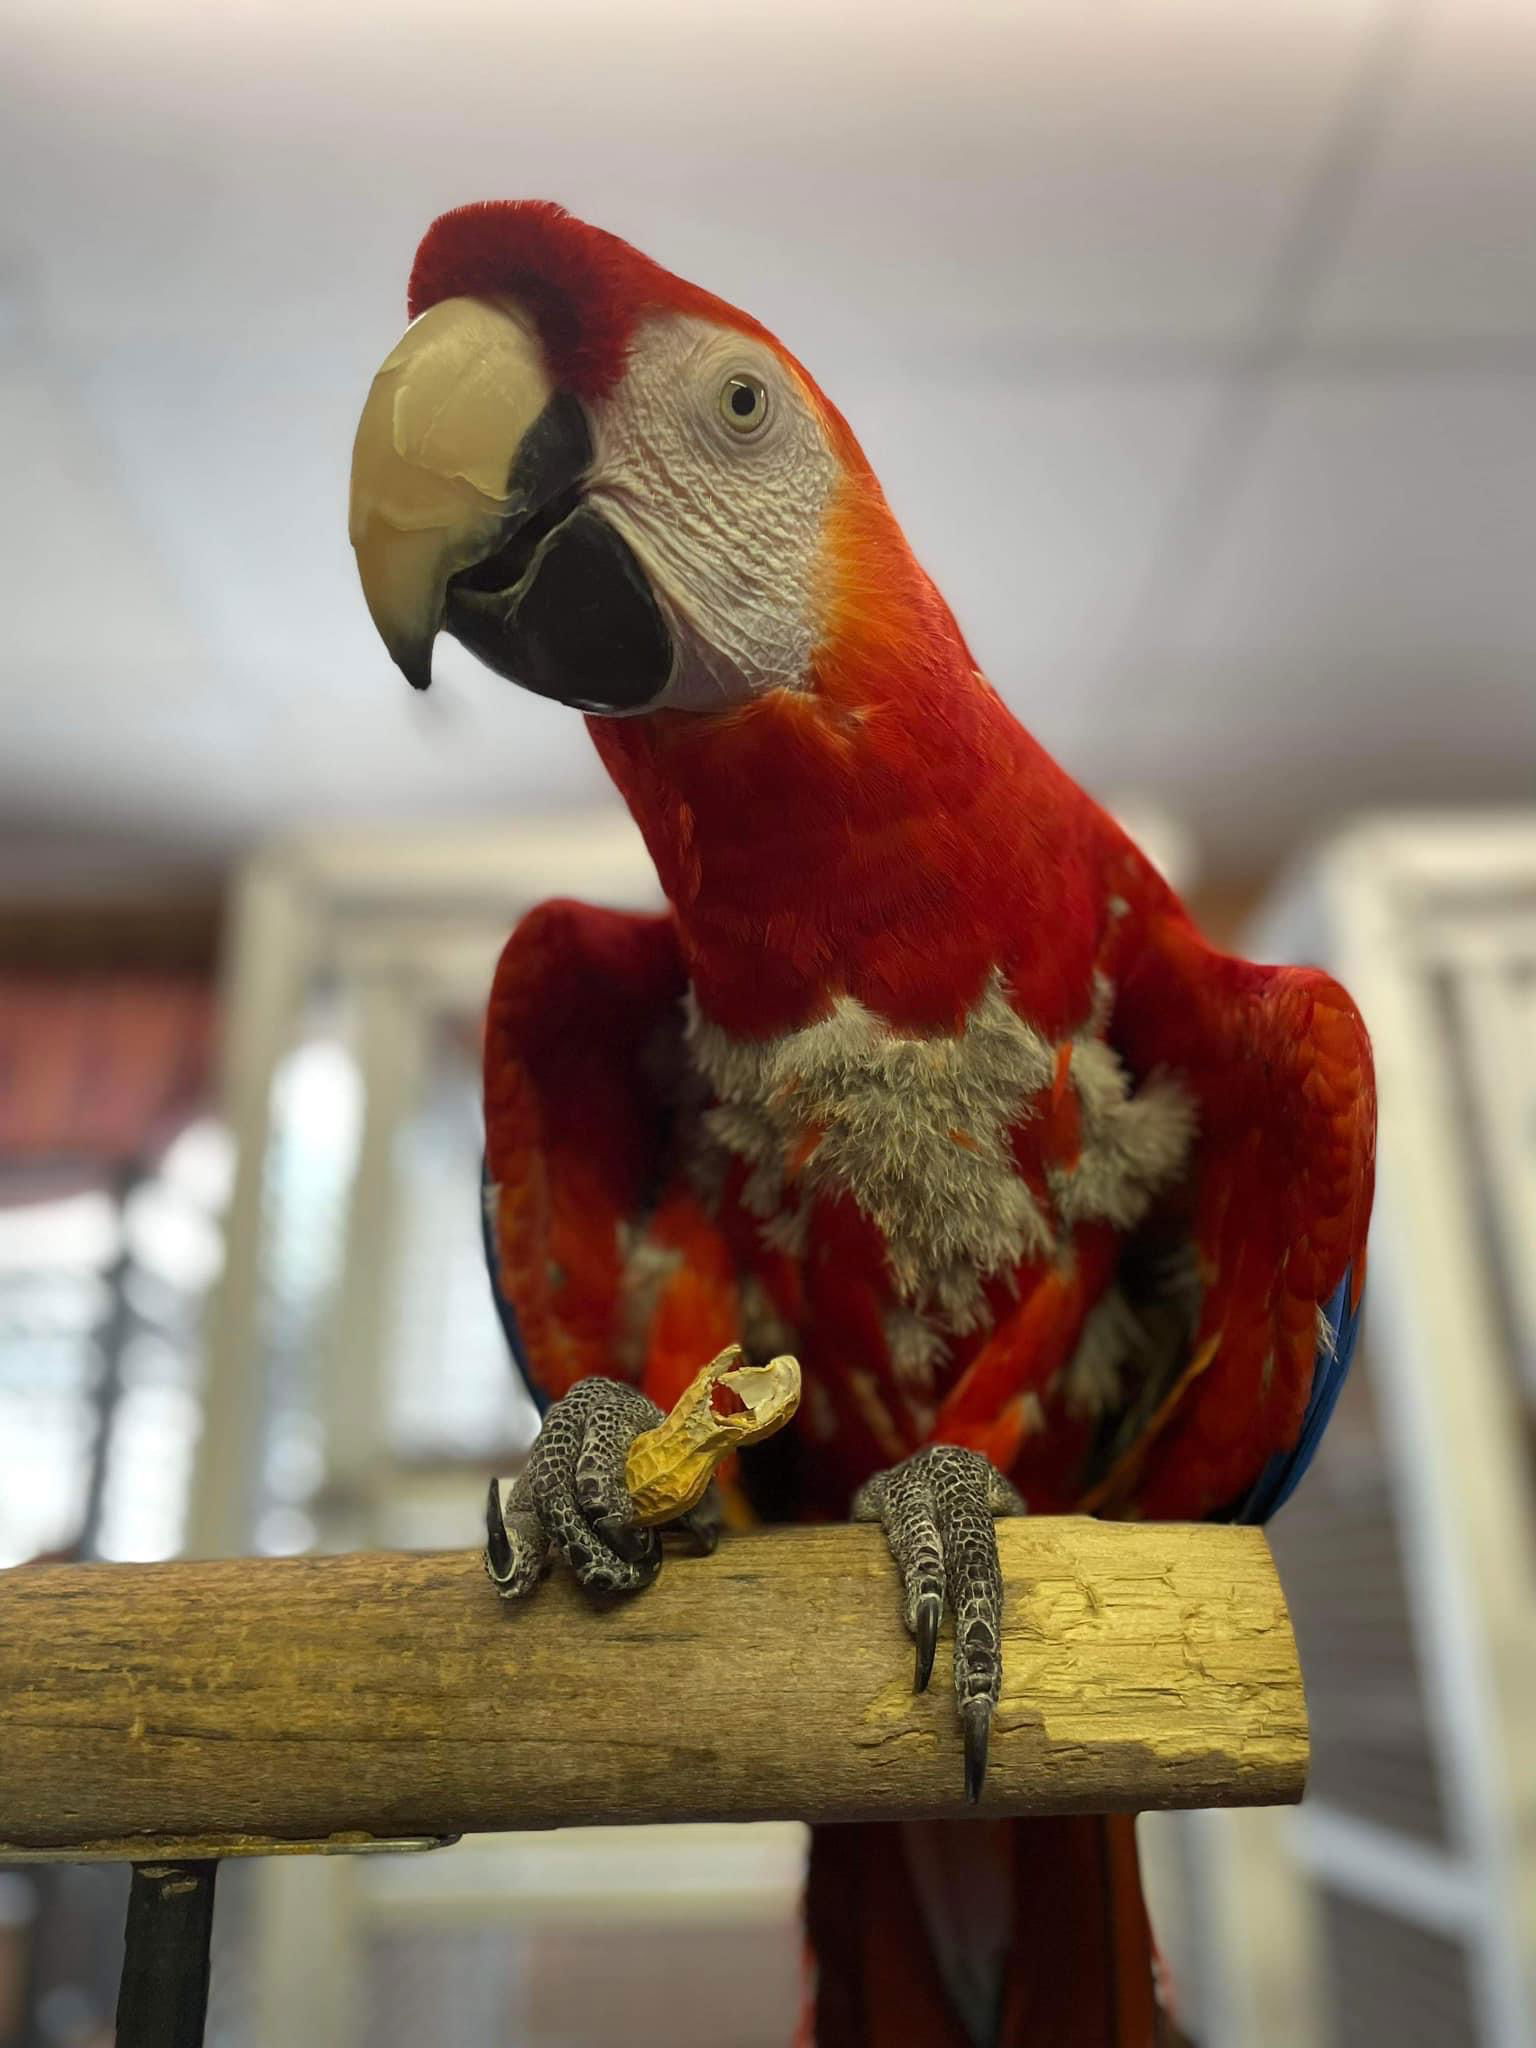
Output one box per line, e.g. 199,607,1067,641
350,201,1375,2048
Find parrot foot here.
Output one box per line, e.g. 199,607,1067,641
484,1376,666,1598
484,1376,723,1599
852,1445,1025,1802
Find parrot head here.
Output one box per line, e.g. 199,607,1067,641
350,202,1062,1037
350,200,955,718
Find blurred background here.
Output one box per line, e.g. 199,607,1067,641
2,0,1535,2043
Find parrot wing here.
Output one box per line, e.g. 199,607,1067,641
1101,904,1376,1522
481,898,739,1413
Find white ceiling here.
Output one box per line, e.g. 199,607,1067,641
3,0,1534,885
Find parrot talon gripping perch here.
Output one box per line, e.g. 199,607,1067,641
854,1443,1027,1802
483,1348,800,1599
913,1592,942,1694
963,1702,992,1807
484,1477,515,1585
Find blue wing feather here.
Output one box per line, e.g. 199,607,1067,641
1222,1265,1362,1525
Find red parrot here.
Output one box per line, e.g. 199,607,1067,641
350,201,1375,2048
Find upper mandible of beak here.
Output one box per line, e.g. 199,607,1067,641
348,295,555,691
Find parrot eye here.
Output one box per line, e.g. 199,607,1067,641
719,373,769,436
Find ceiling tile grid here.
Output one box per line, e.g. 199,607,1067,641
2,0,1532,877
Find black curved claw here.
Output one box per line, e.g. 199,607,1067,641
857,1445,1018,1800
588,1503,649,1563
484,1477,513,1586
963,1701,991,1803
913,1593,940,1694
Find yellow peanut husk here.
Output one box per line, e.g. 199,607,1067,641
624,1347,801,1526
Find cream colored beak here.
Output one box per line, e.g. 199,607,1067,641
348,295,554,690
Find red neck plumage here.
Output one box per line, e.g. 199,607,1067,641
590,514,1107,1041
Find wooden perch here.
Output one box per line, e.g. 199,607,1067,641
0,1518,1306,1858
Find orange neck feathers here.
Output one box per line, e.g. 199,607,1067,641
592,486,1106,1040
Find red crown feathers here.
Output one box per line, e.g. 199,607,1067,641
407,200,777,401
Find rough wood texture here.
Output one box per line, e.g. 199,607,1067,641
0,1518,1306,1855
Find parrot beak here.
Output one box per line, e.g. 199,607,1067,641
349,295,673,709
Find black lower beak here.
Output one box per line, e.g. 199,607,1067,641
447,501,674,714
441,392,674,714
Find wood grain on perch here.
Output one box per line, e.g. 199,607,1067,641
0,1517,1306,1858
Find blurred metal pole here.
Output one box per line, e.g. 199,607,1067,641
78,1163,146,1560
187,852,316,1558
115,1861,218,2048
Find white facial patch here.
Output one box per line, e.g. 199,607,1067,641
586,316,840,708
